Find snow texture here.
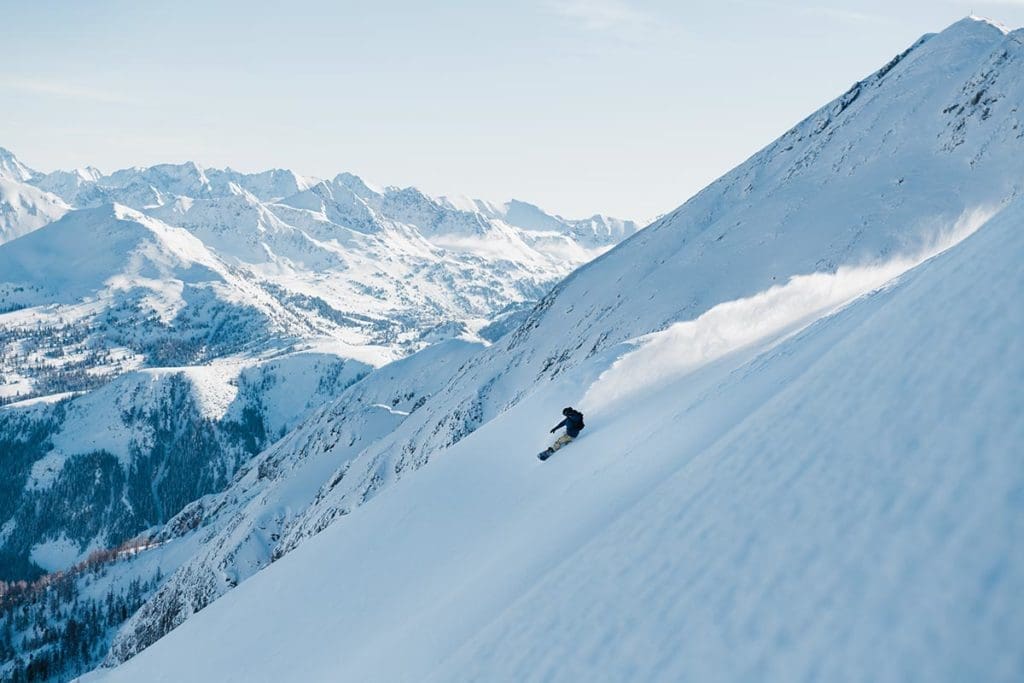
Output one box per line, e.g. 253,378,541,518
0,143,633,582
84,16,1024,683
85,176,1024,683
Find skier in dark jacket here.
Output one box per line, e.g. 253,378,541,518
539,407,584,460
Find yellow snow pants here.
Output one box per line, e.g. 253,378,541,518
550,433,575,451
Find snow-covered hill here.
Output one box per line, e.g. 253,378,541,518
72,15,1024,683
0,177,69,245
174,13,1022,557
0,147,37,183
1,148,638,406
0,144,635,592
88,189,1024,683
104,337,483,663
0,203,313,409
0,351,370,575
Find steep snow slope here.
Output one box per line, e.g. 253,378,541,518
31,165,103,206
0,203,313,375
0,350,371,579
104,338,483,663
86,16,1024,677
2,148,637,404
0,204,244,306
87,173,1024,683
0,177,70,244
0,140,635,591
0,146,37,183
249,15,1024,552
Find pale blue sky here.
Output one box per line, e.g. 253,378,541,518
3,1,1022,220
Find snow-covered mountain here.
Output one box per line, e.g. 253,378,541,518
30,165,103,205
67,15,1024,682
92,184,1024,683
1,149,638,400
0,203,314,408
439,195,640,248
0,149,637,408
0,350,369,572
0,176,69,245
169,13,1022,559
103,337,483,664
0,143,637,598
0,147,38,183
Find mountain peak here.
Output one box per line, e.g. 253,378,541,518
0,176,70,244
333,172,380,199
76,166,103,181
0,147,38,182
150,160,208,183
942,14,1011,38
967,14,1011,32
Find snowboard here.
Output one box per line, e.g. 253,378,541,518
537,449,553,461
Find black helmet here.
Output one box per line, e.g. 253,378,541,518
562,407,573,416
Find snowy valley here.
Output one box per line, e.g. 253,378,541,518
1,13,1022,683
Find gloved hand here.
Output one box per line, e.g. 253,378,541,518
549,428,557,433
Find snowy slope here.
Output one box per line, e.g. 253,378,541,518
0,177,70,244
32,165,103,206
82,16,1024,680
0,203,245,306
0,144,635,591
0,147,37,183
0,350,372,579
243,15,1024,553
104,338,483,663
2,150,636,403
85,166,1024,683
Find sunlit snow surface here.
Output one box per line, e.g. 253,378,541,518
80,16,1024,681
84,185,1023,683
0,176,69,243
0,135,634,583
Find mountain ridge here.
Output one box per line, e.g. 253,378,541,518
83,15,1024,679
1,14,1021,683
0,125,645,620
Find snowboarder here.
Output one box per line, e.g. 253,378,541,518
538,407,584,461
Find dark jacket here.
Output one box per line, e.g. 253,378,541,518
553,410,585,438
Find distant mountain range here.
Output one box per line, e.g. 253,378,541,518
0,148,639,586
